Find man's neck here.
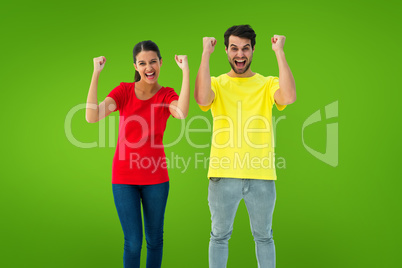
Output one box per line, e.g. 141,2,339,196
227,69,255,78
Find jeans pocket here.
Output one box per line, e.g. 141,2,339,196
210,177,222,182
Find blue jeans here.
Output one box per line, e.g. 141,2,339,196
112,182,169,268
208,178,276,268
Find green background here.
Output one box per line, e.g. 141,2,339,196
1,0,401,267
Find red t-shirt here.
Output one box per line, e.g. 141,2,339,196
107,82,179,185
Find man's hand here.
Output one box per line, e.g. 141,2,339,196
203,37,217,55
271,35,286,52
93,56,106,72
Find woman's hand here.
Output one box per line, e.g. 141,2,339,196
175,55,189,72
93,56,106,72
170,55,190,119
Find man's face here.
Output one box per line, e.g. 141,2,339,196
226,35,254,74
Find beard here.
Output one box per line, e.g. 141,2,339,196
228,57,252,74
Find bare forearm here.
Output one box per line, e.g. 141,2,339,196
194,52,213,105
276,50,296,102
86,71,100,123
176,69,190,118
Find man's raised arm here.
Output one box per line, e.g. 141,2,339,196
194,37,217,106
272,35,297,105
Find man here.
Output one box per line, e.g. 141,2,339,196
194,25,296,268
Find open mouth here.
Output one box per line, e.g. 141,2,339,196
234,59,246,68
145,72,155,80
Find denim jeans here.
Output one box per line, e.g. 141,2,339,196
112,181,169,268
208,178,276,268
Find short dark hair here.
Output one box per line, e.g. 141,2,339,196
224,25,256,49
133,40,162,82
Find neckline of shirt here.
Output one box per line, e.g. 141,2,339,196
224,73,259,80
133,83,164,101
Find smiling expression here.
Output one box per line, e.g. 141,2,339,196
226,35,254,75
134,51,162,83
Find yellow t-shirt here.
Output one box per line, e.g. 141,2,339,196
200,73,286,180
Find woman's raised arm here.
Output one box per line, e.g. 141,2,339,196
86,56,116,123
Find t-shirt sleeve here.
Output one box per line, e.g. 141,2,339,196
199,77,218,112
163,87,179,117
107,82,127,111
164,87,179,105
268,76,286,111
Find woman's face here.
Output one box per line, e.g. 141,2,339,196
134,50,162,84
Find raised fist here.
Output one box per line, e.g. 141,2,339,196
175,55,189,71
93,56,106,72
271,35,286,52
203,37,217,55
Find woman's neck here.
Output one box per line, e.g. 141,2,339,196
135,80,162,94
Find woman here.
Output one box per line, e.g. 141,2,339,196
85,40,189,268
